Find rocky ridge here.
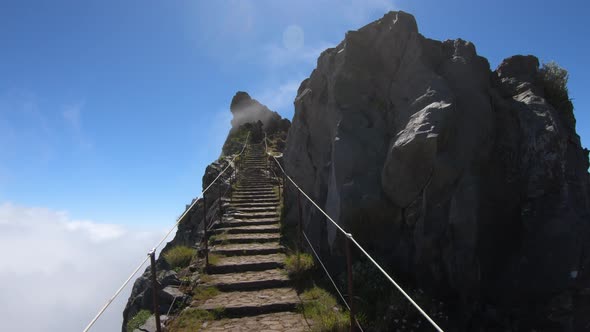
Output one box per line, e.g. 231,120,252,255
122,94,290,332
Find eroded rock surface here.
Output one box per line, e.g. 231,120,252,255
283,10,590,331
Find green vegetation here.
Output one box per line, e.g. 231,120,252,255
285,252,315,277
163,246,195,269
346,260,448,331
221,125,250,156
191,286,220,302
126,309,151,332
300,287,350,332
167,308,225,332
207,253,225,266
539,61,571,110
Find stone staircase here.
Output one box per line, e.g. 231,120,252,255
192,143,311,331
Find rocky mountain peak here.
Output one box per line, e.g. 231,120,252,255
283,10,590,331
229,91,283,131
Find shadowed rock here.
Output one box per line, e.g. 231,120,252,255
283,10,590,331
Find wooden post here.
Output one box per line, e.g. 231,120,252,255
149,250,162,332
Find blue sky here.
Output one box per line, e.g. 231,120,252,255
1,0,589,227
0,1,588,331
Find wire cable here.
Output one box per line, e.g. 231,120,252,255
83,133,250,332
264,137,444,332
302,231,364,332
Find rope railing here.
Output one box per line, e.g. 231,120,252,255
264,136,444,332
83,132,250,332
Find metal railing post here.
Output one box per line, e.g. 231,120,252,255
203,196,209,267
297,190,303,253
283,173,287,203
218,183,222,223
148,250,162,332
278,171,281,201
345,236,355,332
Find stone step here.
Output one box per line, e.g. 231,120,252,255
225,202,280,209
210,233,281,245
220,218,279,227
213,224,280,234
229,198,280,204
226,213,279,219
226,206,278,213
207,253,286,274
233,190,276,195
237,181,272,186
202,269,290,292
223,195,278,201
211,242,284,256
227,212,279,219
196,288,299,317
199,311,310,331
233,192,277,198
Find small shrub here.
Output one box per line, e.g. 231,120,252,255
126,309,151,331
539,61,570,109
167,308,222,332
207,253,225,266
285,253,315,276
163,246,195,269
300,287,349,332
191,286,220,303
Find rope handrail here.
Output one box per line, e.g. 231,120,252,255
264,136,444,332
83,132,250,332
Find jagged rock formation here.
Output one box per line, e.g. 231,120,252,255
283,11,590,331
221,92,290,156
122,92,290,331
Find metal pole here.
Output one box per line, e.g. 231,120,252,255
283,173,287,203
203,196,209,267
218,183,222,223
149,250,162,332
297,190,303,253
345,237,355,332
278,177,281,202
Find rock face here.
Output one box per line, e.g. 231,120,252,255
222,92,291,155
229,92,290,136
283,11,590,330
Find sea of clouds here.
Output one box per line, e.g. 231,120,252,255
0,202,165,332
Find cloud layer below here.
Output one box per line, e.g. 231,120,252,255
0,202,165,332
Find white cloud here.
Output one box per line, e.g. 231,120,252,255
0,202,166,332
